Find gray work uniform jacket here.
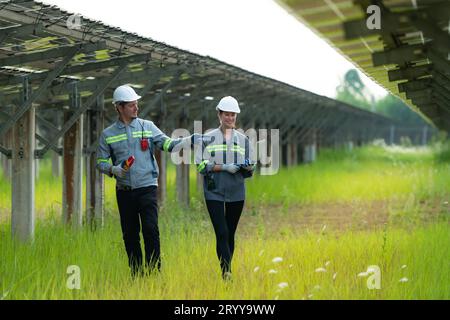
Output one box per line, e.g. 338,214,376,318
196,128,254,202
96,117,179,189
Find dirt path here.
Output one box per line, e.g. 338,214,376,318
1,197,448,235
239,198,449,238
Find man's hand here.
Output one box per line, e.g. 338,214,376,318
191,134,214,145
221,164,240,174
111,165,126,178
172,134,215,152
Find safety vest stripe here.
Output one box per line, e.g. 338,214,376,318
106,137,127,144
163,138,173,152
131,131,153,137
105,134,128,144
106,134,127,140
96,158,110,164
197,160,209,172
206,145,245,154
206,145,227,151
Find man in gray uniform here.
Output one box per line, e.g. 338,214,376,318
96,84,203,277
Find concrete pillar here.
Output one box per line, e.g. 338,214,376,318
422,126,428,146
155,111,167,205
286,140,298,167
196,171,203,196
51,150,61,177
389,125,395,145
302,129,317,163
1,128,12,180
51,116,61,178
35,124,40,180
175,115,190,208
303,144,317,163
346,141,354,152
85,95,105,230
62,83,83,227
155,149,167,204
35,157,39,180
281,143,287,167
176,149,190,208
11,78,35,242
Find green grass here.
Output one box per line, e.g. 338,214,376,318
0,214,448,299
246,144,450,206
0,143,449,299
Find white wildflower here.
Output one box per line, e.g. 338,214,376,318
315,267,327,273
253,266,260,273
399,277,409,283
277,282,289,289
333,272,338,280
1,291,9,300
272,257,283,263
268,269,278,274
325,261,331,267
401,265,407,269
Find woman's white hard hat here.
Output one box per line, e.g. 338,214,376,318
216,96,240,113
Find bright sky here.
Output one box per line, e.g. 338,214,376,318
41,0,388,100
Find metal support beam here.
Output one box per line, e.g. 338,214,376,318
372,44,425,67
155,98,168,204
0,41,106,67
175,114,190,208
406,88,432,100
11,76,35,242
140,70,183,118
86,94,105,230
37,63,127,157
388,65,432,81
0,23,44,44
62,82,83,227
0,46,81,137
35,133,61,156
398,79,431,93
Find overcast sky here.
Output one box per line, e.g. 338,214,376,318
41,0,388,100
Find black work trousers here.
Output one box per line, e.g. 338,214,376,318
116,186,160,277
205,200,244,277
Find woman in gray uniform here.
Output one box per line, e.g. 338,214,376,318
196,96,255,280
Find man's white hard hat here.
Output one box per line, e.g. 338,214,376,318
112,85,141,104
216,96,240,113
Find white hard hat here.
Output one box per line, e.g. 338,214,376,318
112,85,141,104
216,96,240,113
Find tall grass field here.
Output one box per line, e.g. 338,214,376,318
0,143,449,299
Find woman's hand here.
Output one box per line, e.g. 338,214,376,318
221,164,240,174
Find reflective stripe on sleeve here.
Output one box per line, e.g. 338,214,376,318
197,160,209,172
163,138,173,151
